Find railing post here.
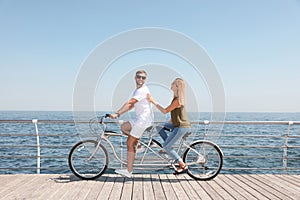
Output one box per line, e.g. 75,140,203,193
283,121,293,173
32,119,40,174
203,120,210,139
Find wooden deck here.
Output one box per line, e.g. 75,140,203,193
0,174,299,200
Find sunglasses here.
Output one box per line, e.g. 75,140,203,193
136,75,146,80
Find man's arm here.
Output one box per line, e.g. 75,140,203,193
110,98,138,118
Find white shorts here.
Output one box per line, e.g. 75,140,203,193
129,120,150,139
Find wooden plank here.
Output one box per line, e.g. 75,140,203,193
276,174,300,187
239,174,281,200
21,175,57,199
159,174,178,200
30,175,65,199
0,174,18,188
37,175,76,200
166,174,189,199
287,175,300,184
198,179,223,200
264,174,300,199
96,174,115,200
0,174,30,195
1,175,41,199
255,174,294,200
185,174,212,200
46,179,72,199
132,174,144,200
213,175,247,200
142,174,155,200
73,180,95,200
150,174,166,200
120,177,133,200
205,176,235,200
0,174,299,199
60,180,91,200
108,174,125,199
229,174,268,200
222,174,249,199
176,174,200,200
269,174,300,195
84,176,107,199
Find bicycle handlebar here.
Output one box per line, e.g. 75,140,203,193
96,114,111,124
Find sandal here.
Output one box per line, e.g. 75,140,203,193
173,164,188,175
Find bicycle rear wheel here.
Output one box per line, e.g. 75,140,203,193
68,140,108,180
183,140,223,180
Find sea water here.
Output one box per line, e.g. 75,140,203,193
0,111,299,174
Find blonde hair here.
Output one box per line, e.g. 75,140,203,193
173,78,186,106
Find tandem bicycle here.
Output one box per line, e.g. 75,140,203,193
68,114,223,180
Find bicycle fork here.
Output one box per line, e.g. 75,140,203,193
86,139,103,161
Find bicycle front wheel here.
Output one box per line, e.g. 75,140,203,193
183,140,223,181
68,140,108,180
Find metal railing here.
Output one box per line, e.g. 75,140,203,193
0,119,299,174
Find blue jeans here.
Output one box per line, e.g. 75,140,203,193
157,122,190,163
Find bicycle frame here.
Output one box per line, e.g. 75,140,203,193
99,130,175,168
96,125,219,171
69,115,224,180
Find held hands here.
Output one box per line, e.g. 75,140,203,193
110,113,119,119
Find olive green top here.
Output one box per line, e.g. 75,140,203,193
170,98,191,128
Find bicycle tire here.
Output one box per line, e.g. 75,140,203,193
68,140,108,180
183,140,223,181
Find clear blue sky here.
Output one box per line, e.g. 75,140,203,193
0,0,299,112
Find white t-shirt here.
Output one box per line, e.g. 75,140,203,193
131,85,153,127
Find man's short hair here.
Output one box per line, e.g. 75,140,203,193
136,70,147,76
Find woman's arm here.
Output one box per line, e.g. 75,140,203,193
147,94,180,114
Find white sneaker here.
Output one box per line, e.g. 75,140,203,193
136,146,145,154
115,169,132,178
